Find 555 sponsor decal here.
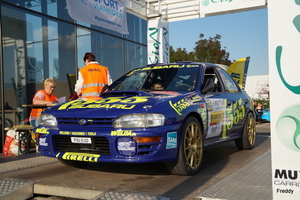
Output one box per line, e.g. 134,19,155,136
222,98,245,138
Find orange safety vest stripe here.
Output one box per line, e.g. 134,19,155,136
80,63,109,97
30,90,58,118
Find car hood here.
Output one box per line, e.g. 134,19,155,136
44,90,189,118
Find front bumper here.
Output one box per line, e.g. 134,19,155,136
38,124,181,163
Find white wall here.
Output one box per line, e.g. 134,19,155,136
244,75,269,99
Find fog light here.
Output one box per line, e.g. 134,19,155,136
134,136,161,143
117,137,136,156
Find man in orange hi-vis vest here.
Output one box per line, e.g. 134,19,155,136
75,52,112,100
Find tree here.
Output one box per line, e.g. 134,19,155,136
194,34,232,65
170,34,232,66
170,46,190,62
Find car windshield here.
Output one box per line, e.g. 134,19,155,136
109,64,200,92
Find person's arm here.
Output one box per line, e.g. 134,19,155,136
74,71,83,97
34,99,56,104
32,91,57,104
107,70,113,85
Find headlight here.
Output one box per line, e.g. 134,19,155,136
37,114,57,127
113,113,165,128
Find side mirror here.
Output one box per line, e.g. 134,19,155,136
201,78,215,93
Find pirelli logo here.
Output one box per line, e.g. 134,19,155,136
59,152,100,162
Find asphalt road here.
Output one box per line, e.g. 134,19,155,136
0,123,270,200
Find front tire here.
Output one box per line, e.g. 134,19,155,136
235,112,256,150
165,116,203,175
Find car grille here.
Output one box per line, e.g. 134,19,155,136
56,117,114,128
54,135,110,155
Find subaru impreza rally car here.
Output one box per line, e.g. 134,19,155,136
35,62,256,175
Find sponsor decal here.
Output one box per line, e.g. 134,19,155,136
166,132,177,149
197,108,204,113
191,95,202,102
169,99,191,115
211,125,218,133
96,96,150,104
59,131,96,136
205,100,213,111
199,107,208,129
58,96,152,110
206,99,225,138
274,168,300,192
118,141,135,151
35,128,49,134
128,65,200,76
210,111,225,124
117,137,136,156
111,130,136,136
39,138,48,146
222,98,245,138
202,98,245,138
57,152,100,162
69,132,85,136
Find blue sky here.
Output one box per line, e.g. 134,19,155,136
169,8,268,76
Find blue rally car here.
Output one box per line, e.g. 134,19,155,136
35,62,256,175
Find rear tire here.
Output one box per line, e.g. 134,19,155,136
165,116,203,175
235,112,256,150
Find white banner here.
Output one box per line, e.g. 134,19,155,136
269,1,300,199
200,0,266,16
66,0,128,34
148,18,169,64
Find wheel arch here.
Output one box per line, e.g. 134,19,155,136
184,112,204,132
246,110,256,123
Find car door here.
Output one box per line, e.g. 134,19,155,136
202,65,248,143
202,66,227,142
214,67,247,139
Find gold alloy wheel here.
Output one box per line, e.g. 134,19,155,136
184,122,203,169
247,114,256,145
